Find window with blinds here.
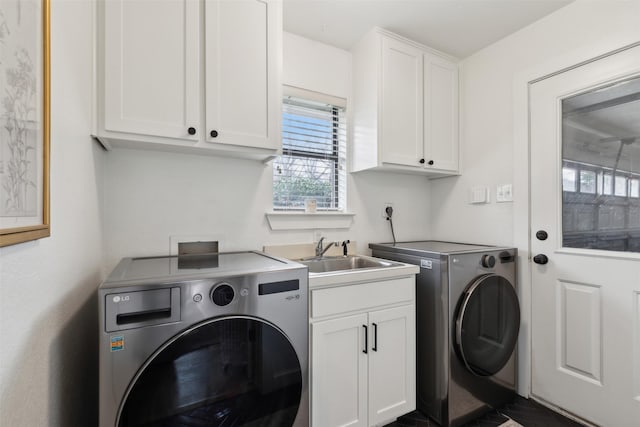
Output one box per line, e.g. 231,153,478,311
273,95,347,210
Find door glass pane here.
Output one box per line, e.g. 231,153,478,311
118,318,302,427
562,75,640,252
562,167,577,191
580,170,596,194
614,175,628,196
630,179,640,198
600,172,613,195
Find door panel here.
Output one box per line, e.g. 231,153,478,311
311,313,368,427
205,0,280,149
424,53,459,172
558,281,602,384
368,305,415,426
530,44,640,426
635,291,640,402
380,37,424,167
104,0,200,139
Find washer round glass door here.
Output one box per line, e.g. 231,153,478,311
118,317,302,426
455,274,520,376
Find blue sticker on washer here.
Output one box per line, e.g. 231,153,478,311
110,335,124,352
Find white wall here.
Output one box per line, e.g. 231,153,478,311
430,0,640,246
0,1,104,425
284,32,351,98
429,0,640,396
103,32,432,271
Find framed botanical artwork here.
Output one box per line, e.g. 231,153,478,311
0,0,50,247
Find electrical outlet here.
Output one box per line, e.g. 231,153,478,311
382,202,394,219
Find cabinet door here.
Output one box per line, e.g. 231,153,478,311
368,305,416,426
424,53,459,172
380,36,424,167
205,0,281,150
103,0,200,140
312,314,368,427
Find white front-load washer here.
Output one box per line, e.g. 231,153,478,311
370,241,520,426
98,251,308,427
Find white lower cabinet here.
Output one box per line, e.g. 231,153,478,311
312,313,368,427
367,305,415,426
310,276,416,427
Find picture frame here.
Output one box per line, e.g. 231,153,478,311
0,0,50,247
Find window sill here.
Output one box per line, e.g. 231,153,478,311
265,211,355,230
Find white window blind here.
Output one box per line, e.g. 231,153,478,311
273,96,347,210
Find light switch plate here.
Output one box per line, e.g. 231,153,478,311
496,184,513,202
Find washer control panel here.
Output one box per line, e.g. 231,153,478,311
177,271,306,321
211,283,235,306
480,254,496,268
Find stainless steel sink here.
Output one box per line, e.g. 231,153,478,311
298,255,399,274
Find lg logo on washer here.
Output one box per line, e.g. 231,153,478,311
112,295,131,303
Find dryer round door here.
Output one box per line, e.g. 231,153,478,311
117,316,303,427
455,274,520,376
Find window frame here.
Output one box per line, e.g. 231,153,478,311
273,86,347,211
279,105,341,209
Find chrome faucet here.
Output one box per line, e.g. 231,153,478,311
315,237,338,257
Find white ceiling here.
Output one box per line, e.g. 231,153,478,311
283,0,573,58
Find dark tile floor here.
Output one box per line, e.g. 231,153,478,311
384,397,586,427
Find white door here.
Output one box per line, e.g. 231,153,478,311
530,45,640,426
368,305,416,426
423,53,459,173
103,0,200,139
380,36,424,168
204,0,281,150
311,313,368,427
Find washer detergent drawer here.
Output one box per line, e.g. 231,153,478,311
310,277,414,318
105,287,181,332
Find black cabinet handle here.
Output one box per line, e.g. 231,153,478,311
187,127,196,135
363,325,368,354
428,160,434,165
372,323,378,352
533,254,549,265
210,130,218,138
419,158,425,164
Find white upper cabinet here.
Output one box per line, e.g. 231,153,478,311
101,0,200,141
352,28,459,176
204,0,280,150
96,0,282,160
424,53,459,172
379,37,424,167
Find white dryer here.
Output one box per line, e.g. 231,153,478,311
98,251,308,427
370,241,519,426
